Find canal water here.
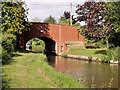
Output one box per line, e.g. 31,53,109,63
47,55,118,88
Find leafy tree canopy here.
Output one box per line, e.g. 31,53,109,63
58,16,70,25
75,1,120,48
44,15,56,24
1,1,31,35
76,2,105,40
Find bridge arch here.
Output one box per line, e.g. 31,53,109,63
26,37,57,54
38,37,57,54
19,22,84,55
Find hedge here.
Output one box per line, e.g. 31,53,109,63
1,34,16,65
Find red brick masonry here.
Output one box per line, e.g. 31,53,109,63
19,22,84,54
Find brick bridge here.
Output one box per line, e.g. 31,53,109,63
19,22,84,55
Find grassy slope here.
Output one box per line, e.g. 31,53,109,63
65,46,107,58
2,52,85,88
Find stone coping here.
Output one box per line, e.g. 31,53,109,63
63,54,119,64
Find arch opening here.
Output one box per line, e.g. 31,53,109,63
39,37,56,55
26,37,57,55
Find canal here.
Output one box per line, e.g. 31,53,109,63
47,55,118,88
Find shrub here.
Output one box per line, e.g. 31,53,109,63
0,45,2,62
102,56,110,63
2,34,16,55
109,47,120,61
88,57,92,61
1,34,16,65
102,47,120,63
95,58,99,62
1,47,11,65
101,59,104,63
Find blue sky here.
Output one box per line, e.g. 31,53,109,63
25,0,85,23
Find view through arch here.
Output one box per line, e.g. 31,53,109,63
26,37,56,55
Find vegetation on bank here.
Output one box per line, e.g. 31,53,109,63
65,46,120,63
1,34,16,65
65,46,107,58
2,52,85,88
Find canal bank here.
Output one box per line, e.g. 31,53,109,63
62,46,119,64
2,52,85,88
62,54,119,64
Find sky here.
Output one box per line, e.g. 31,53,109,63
25,0,86,23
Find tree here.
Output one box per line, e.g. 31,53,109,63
58,15,70,25
63,11,78,24
1,1,31,49
58,11,79,26
76,2,111,49
76,1,120,49
44,15,56,24
104,2,120,33
103,2,120,48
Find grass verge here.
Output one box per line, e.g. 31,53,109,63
2,52,85,88
65,46,107,59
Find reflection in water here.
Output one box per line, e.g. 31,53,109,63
48,55,118,88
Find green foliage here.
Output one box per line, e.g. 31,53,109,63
1,1,31,34
58,16,70,25
101,58,105,63
1,1,31,50
57,14,80,28
31,45,45,53
101,47,120,63
95,39,107,48
28,38,45,47
1,47,11,65
102,55,110,63
109,32,120,47
1,34,16,65
102,2,120,48
44,15,56,24
32,38,45,47
107,47,120,61
2,34,16,53
28,38,45,53
95,58,99,61
76,2,120,48
88,57,92,61
104,2,120,33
